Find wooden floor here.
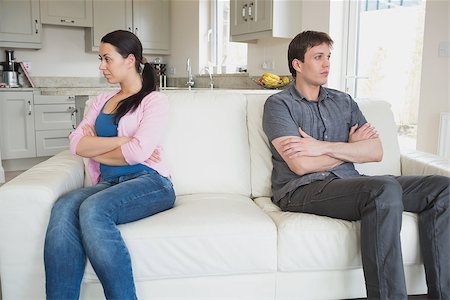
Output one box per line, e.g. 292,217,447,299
0,170,23,187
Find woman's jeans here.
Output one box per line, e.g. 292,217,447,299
279,175,449,300
44,170,176,300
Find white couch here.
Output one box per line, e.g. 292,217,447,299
0,90,449,300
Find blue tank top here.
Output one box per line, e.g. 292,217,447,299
95,101,153,181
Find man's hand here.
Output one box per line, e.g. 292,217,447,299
349,123,379,143
280,128,326,158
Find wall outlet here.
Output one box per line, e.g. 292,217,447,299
438,41,449,57
22,61,32,72
261,60,274,71
168,66,176,75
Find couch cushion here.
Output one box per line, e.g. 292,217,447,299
83,194,277,281
247,97,402,198
254,197,421,272
164,91,251,196
354,99,401,176
247,94,274,198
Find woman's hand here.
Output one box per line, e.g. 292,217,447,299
82,124,97,137
149,148,161,163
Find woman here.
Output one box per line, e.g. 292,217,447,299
44,30,175,300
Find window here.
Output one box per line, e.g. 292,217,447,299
211,0,247,73
344,0,427,150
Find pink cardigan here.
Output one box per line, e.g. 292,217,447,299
69,90,170,185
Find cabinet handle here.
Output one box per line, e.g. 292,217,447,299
67,107,78,129
242,4,248,22
249,2,254,20
34,20,39,34
128,27,132,32
60,19,75,24
66,106,77,113
135,27,138,35
27,101,32,116
67,96,75,101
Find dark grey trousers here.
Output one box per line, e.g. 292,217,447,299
278,174,450,300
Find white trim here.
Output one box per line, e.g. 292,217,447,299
438,112,450,159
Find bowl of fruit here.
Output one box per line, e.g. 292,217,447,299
256,72,291,89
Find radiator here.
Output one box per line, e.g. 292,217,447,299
438,112,450,159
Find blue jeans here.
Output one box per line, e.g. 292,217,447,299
44,170,176,300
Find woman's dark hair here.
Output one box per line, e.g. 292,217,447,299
288,31,334,77
101,30,158,123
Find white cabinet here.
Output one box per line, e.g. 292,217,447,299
40,0,93,27
0,92,77,160
33,95,76,157
0,92,36,159
230,0,302,42
0,0,42,49
133,0,169,54
86,0,169,55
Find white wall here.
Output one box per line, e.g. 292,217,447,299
1,25,100,77
165,0,200,77
246,1,331,77
416,0,450,154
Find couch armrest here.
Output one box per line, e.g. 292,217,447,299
401,150,450,177
0,150,84,300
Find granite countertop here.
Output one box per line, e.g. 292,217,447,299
0,75,290,96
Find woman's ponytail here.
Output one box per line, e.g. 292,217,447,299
101,30,159,124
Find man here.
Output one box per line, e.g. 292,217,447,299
262,30,449,299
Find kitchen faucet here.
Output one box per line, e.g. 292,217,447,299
186,58,194,89
202,66,214,89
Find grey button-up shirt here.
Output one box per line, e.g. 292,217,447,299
263,84,367,203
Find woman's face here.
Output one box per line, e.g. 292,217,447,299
98,42,135,84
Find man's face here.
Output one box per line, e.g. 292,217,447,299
295,43,331,87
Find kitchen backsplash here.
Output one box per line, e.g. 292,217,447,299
21,73,289,90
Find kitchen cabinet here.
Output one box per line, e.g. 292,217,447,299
0,0,42,49
33,95,76,157
0,91,36,159
86,0,169,55
0,92,77,159
40,0,93,27
230,0,302,42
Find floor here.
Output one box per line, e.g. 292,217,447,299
0,170,23,187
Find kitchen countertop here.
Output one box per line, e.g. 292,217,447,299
1,86,282,96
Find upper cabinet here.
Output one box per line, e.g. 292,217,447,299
86,0,169,55
0,0,42,49
133,0,169,54
40,0,93,27
230,0,302,42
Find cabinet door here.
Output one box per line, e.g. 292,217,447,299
0,92,36,159
87,0,131,51
230,0,250,36
34,104,77,131
0,0,41,48
248,0,272,33
40,0,93,27
36,129,72,157
133,0,169,54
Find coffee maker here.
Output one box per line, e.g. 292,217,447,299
1,50,20,88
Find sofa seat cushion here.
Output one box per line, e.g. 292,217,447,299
254,197,421,272
83,194,277,282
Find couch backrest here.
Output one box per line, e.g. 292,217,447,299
247,95,401,198
164,91,251,196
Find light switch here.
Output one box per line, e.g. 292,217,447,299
438,41,449,57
